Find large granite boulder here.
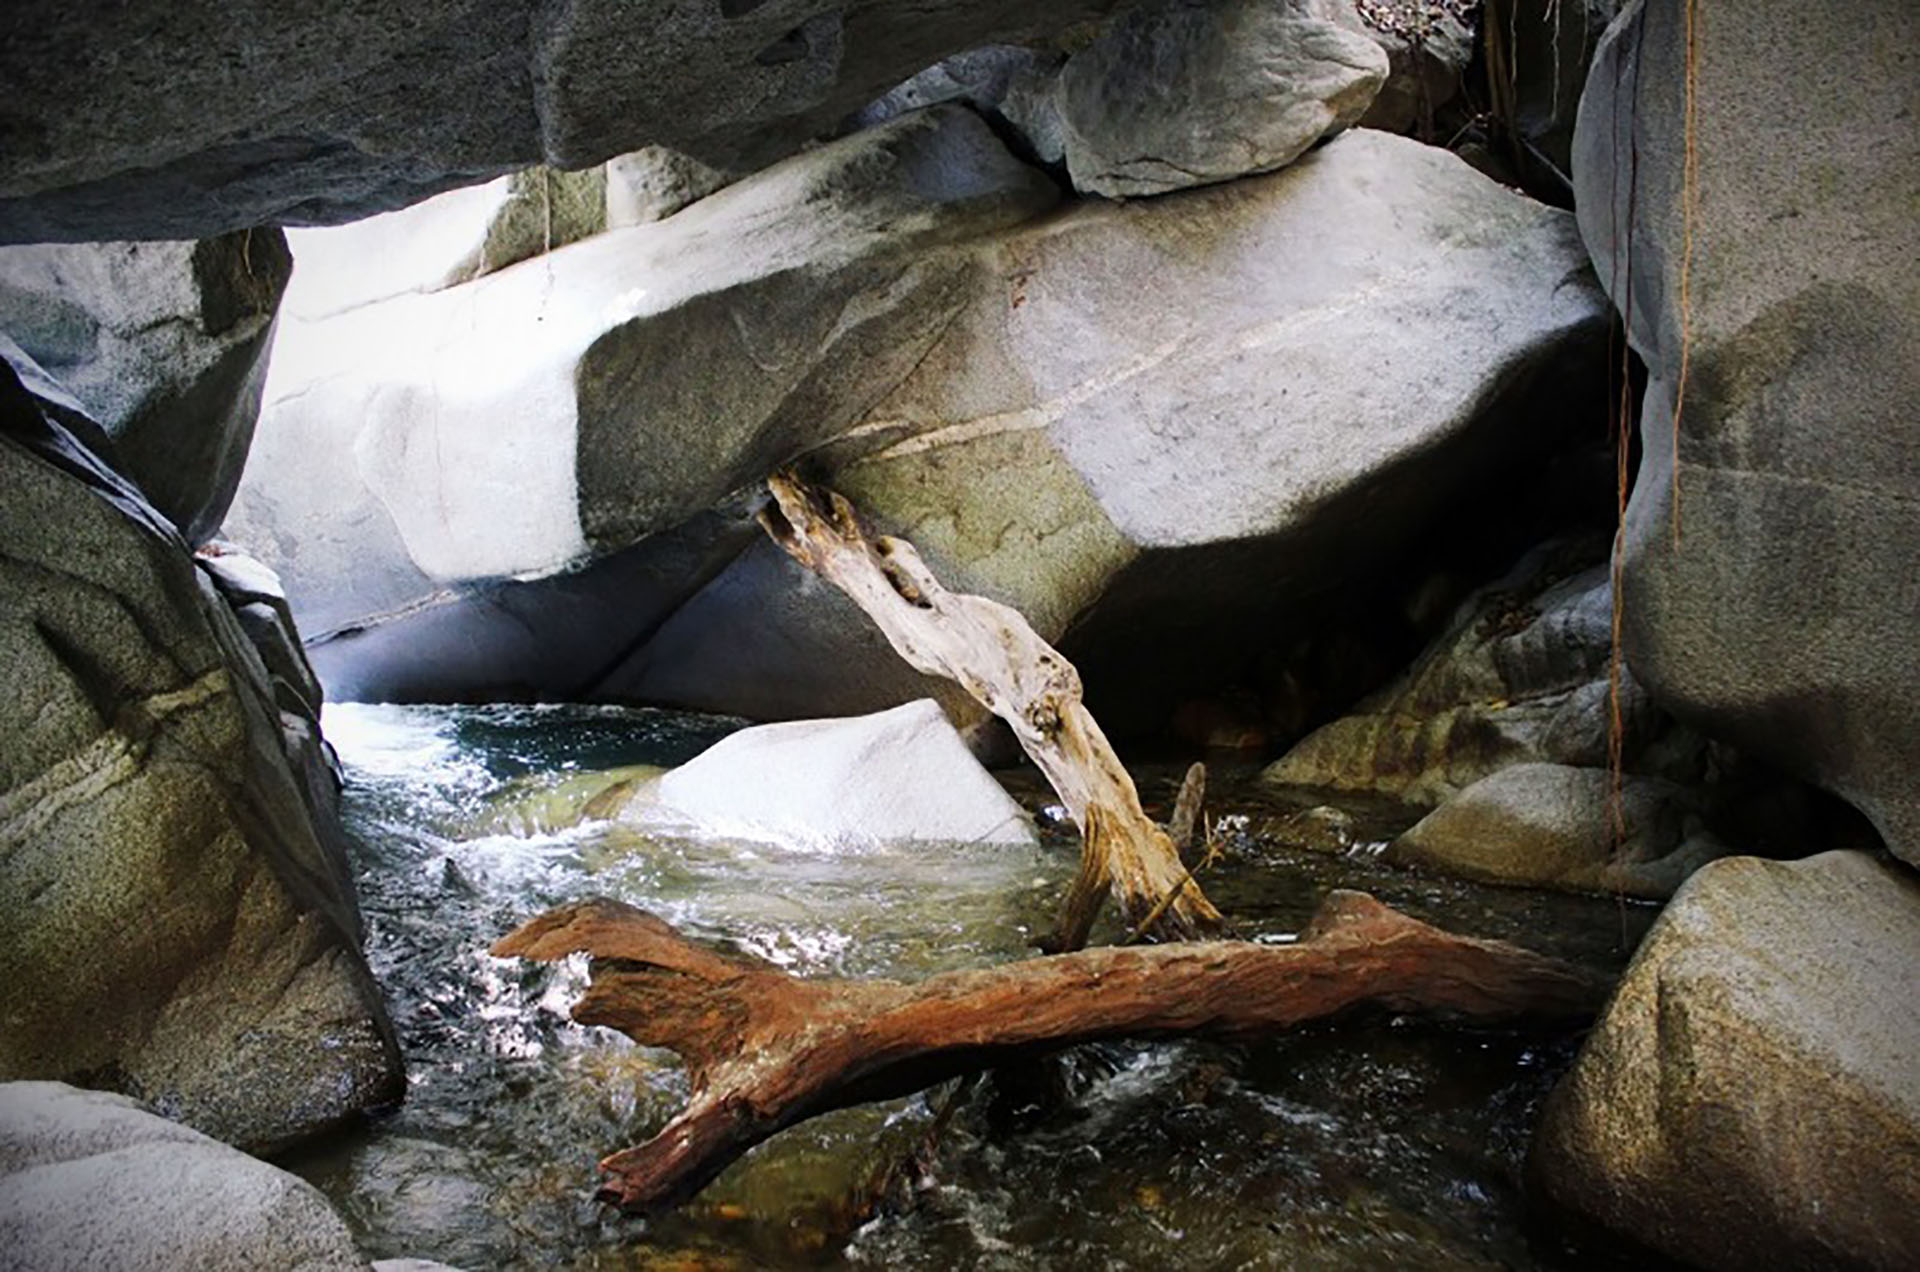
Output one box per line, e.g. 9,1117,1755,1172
230,125,1606,733
0,231,291,543
225,105,1061,646
1573,0,1920,863
1056,0,1388,197
0,0,1131,242
0,359,400,1154
0,1082,369,1271
282,166,606,322
1531,851,1920,1269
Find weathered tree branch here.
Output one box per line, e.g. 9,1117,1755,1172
492,893,1605,1212
759,472,1221,947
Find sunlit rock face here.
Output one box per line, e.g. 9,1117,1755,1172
230,120,1606,732
0,359,400,1154
0,0,1126,243
282,166,607,323
0,231,291,544
1574,0,1920,863
223,105,1066,722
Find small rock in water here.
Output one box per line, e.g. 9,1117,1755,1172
631,700,1037,852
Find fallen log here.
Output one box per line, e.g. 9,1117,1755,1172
492,892,1605,1212
759,472,1220,948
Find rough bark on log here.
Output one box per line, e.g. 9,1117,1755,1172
759,472,1221,948
492,892,1605,1212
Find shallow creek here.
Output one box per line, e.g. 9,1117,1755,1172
281,703,1661,1269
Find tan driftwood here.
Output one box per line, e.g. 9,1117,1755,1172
760,472,1220,948
493,893,1605,1212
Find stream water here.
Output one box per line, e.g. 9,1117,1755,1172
281,702,1661,1270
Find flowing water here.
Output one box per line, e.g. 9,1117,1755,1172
281,703,1661,1270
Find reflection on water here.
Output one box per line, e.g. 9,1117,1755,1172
283,704,1658,1269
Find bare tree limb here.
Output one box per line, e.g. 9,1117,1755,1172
493,893,1606,1213
759,472,1221,947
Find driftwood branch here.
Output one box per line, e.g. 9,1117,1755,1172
492,893,1604,1212
759,472,1221,948
1166,761,1207,858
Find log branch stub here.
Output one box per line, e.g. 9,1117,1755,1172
759,472,1222,946
492,893,1606,1212
1167,761,1207,858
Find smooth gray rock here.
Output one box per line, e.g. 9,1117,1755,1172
1057,0,1388,197
1387,761,1726,898
627,699,1036,851
1531,851,1920,1270
282,167,606,323
0,231,290,543
238,129,1604,731
603,147,733,227
0,364,399,1154
0,0,1127,242
1574,0,1919,864
0,1081,367,1270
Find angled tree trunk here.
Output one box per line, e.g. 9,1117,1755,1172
760,472,1220,948
493,892,1605,1212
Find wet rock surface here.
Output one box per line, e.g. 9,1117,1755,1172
288,701,1660,1268
1386,762,1726,899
